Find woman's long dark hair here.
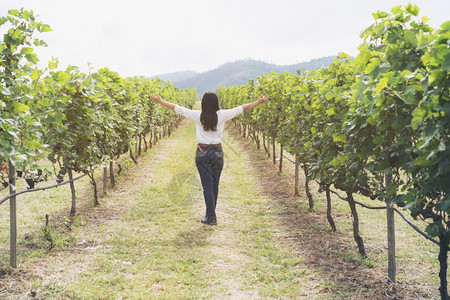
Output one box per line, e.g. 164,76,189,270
200,92,220,131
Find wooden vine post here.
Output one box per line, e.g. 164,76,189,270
103,166,108,195
303,163,314,209
8,160,17,268
386,172,396,283
279,144,283,173
272,134,276,164
135,136,138,157
68,169,77,217
110,161,115,187
294,154,299,196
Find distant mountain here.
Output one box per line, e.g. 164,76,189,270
154,57,335,95
151,70,198,82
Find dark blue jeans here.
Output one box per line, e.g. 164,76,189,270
195,145,224,220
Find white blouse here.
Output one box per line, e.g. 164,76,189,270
174,105,244,144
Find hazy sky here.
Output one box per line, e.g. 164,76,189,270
1,0,449,77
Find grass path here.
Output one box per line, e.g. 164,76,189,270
0,119,307,299
0,118,441,299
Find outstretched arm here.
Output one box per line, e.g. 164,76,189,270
149,93,175,111
242,94,270,112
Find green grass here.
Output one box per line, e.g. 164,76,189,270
242,134,442,299
57,123,220,299
327,191,442,289
0,118,443,299
0,118,311,299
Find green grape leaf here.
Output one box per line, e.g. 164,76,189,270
391,6,403,15
442,52,450,71
8,9,20,17
394,87,416,105
1,87,12,96
417,33,435,48
405,3,419,16
25,53,39,64
428,69,444,85
15,103,30,113
425,223,441,237
38,23,52,33
31,68,39,81
375,77,389,93
326,107,335,116
373,135,385,146
404,30,417,47
414,154,430,167
441,21,450,31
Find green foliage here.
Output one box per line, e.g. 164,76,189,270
218,4,449,241
37,63,198,178
0,8,52,173
0,8,198,192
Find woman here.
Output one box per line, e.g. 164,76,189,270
149,92,270,225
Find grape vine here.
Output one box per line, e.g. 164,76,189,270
1,8,198,210
219,4,449,297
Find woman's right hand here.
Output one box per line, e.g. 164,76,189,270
257,94,270,104
148,93,176,111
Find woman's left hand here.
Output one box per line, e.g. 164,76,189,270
149,93,162,103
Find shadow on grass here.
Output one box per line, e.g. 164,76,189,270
169,219,212,249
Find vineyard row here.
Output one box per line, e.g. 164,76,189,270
0,8,198,268
218,4,449,297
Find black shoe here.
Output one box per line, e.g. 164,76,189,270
207,218,217,226
201,217,217,226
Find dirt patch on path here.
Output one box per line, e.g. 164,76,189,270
205,215,261,299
